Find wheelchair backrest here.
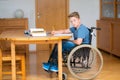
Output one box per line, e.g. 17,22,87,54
88,27,101,45
88,28,92,45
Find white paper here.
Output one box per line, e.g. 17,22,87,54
54,33,73,36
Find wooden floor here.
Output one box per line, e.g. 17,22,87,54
25,50,120,80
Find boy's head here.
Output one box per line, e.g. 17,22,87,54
68,12,80,19
68,12,81,28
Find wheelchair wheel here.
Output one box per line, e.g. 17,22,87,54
62,72,67,80
67,45,103,80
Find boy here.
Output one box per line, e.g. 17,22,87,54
42,12,90,72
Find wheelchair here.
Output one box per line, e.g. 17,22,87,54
46,27,103,80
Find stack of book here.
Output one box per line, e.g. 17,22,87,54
29,28,47,36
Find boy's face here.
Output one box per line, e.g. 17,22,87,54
70,17,80,28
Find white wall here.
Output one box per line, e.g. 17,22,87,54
70,0,100,27
0,0,36,51
0,0,35,28
0,0,99,50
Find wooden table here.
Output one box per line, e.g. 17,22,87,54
0,30,71,80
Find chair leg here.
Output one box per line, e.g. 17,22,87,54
21,56,26,80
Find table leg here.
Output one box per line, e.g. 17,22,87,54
58,40,62,80
11,42,16,80
0,47,2,80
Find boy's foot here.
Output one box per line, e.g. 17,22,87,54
50,63,58,72
42,62,50,71
42,62,58,72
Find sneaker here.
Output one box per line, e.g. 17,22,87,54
50,64,58,72
42,62,50,71
42,62,58,72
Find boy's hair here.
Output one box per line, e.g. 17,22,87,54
68,12,80,19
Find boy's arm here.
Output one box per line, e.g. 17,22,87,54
71,38,83,45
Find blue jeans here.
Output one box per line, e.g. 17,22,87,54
48,39,76,63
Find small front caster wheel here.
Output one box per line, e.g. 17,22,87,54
62,72,67,80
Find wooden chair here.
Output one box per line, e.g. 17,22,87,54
0,18,28,80
0,42,26,80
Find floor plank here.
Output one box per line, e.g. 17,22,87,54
26,50,120,80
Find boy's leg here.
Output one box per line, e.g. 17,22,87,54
43,40,76,72
42,44,58,71
48,44,58,62
48,40,76,62
48,40,76,61
62,40,76,53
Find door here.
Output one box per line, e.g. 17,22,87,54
36,0,69,51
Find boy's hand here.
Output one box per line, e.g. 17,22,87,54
51,31,56,35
